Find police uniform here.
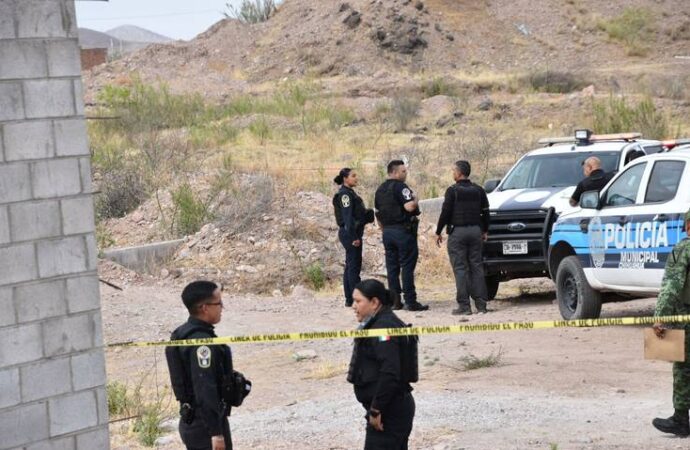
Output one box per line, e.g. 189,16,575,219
436,179,490,313
375,180,422,309
571,169,614,205
333,186,374,306
653,209,690,436
166,317,233,450
348,308,417,450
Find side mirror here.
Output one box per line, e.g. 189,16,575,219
484,179,501,193
580,190,601,209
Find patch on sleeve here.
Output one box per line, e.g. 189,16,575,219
379,336,391,342
341,194,351,208
196,346,212,368
402,188,412,201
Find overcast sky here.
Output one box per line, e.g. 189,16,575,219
75,0,242,41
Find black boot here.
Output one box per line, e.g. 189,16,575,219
652,409,690,437
392,292,403,310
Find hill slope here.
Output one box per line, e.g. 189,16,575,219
106,25,173,44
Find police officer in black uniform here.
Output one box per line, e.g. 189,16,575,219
375,160,428,311
333,168,375,307
166,281,233,450
435,160,490,315
570,156,614,207
348,279,418,450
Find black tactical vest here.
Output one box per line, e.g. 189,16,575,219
375,180,407,226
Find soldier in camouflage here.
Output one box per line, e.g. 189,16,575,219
652,208,690,437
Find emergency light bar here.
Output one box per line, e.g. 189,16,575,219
538,131,642,146
662,139,690,150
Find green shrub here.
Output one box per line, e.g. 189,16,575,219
461,348,503,370
523,70,588,93
592,96,672,140
107,381,130,416
422,77,457,97
598,7,655,56
391,96,420,131
225,0,276,24
304,262,326,291
249,115,272,145
172,183,211,236
133,405,165,446
189,123,239,149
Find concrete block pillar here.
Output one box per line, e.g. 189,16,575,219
0,1,110,449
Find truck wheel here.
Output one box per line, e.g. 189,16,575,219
556,256,602,319
485,275,499,301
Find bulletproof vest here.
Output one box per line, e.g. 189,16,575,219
165,324,209,405
451,182,483,227
375,180,407,226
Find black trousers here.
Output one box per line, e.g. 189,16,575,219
447,225,487,311
339,228,363,305
363,392,415,450
179,416,232,450
382,227,418,305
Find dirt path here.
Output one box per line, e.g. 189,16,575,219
103,279,686,450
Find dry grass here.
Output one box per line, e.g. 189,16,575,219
305,361,348,380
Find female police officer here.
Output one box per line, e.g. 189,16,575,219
347,279,418,449
333,168,374,307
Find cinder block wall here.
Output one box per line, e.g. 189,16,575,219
0,1,110,449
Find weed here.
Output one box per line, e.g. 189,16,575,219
304,262,326,291
550,444,559,450
598,7,655,56
249,115,272,145
95,165,149,219
592,95,673,140
107,381,130,416
96,222,116,252
307,361,347,379
214,173,275,235
523,70,588,94
133,404,165,446
225,0,276,24
460,348,504,370
189,123,239,149
172,183,211,236
391,96,420,131
422,77,457,97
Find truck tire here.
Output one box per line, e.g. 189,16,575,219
556,256,602,319
485,275,500,300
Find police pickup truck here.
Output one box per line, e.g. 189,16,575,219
548,148,690,319
482,130,662,299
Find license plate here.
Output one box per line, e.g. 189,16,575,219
503,241,528,255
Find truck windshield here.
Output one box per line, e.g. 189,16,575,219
500,152,620,190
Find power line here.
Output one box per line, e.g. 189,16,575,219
79,9,223,21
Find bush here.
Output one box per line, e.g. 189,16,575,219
172,183,211,236
95,166,149,219
133,405,165,446
598,7,655,56
421,77,457,97
523,70,588,93
304,262,326,290
592,96,672,140
225,0,276,24
214,173,274,235
249,115,272,145
189,123,239,149
107,381,130,416
461,348,503,370
391,96,420,131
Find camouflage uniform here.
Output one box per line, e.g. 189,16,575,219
654,212,690,410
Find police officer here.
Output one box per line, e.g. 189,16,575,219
333,168,375,307
375,160,428,311
652,208,690,437
348,279,418,449
570,156,614,207
435,160,490,315
166,281,233,450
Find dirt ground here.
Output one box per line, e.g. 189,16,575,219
101,274,689,450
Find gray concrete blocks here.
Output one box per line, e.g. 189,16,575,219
73,79,84,116
3,120,54,161
46,40,81,78
15,279,67,323
61,196,95,235
48,391,98,436
95,385,108,426
43,313,95,357
0,1,16,39
10,200,62,242
0,205,9,244
0,287,15,327
71,350,106,391
54,119,89,157
21,357,72,402
0,322,43,367
78,157,93,193
0,402,49,447
32,158,82,199
0,367,20,408
0,82,25,121
0,243,37,285
16,0,70,39
0,162,32,203
37,236,88,278
65,276,100,314
76,427,108,449
26,435,76,450
0,40,48,79
24,79,75,118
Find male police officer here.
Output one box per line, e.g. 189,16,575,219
166,281,233,450
652,208,690,437
375,160,428,311
435,160,490,315
570,156,614,207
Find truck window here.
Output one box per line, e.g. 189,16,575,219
602,162,647,207
644,160,685,203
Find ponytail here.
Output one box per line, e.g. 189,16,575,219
354,279,393,306
333,167,352,185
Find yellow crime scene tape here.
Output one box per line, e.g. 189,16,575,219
108,314,690,349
